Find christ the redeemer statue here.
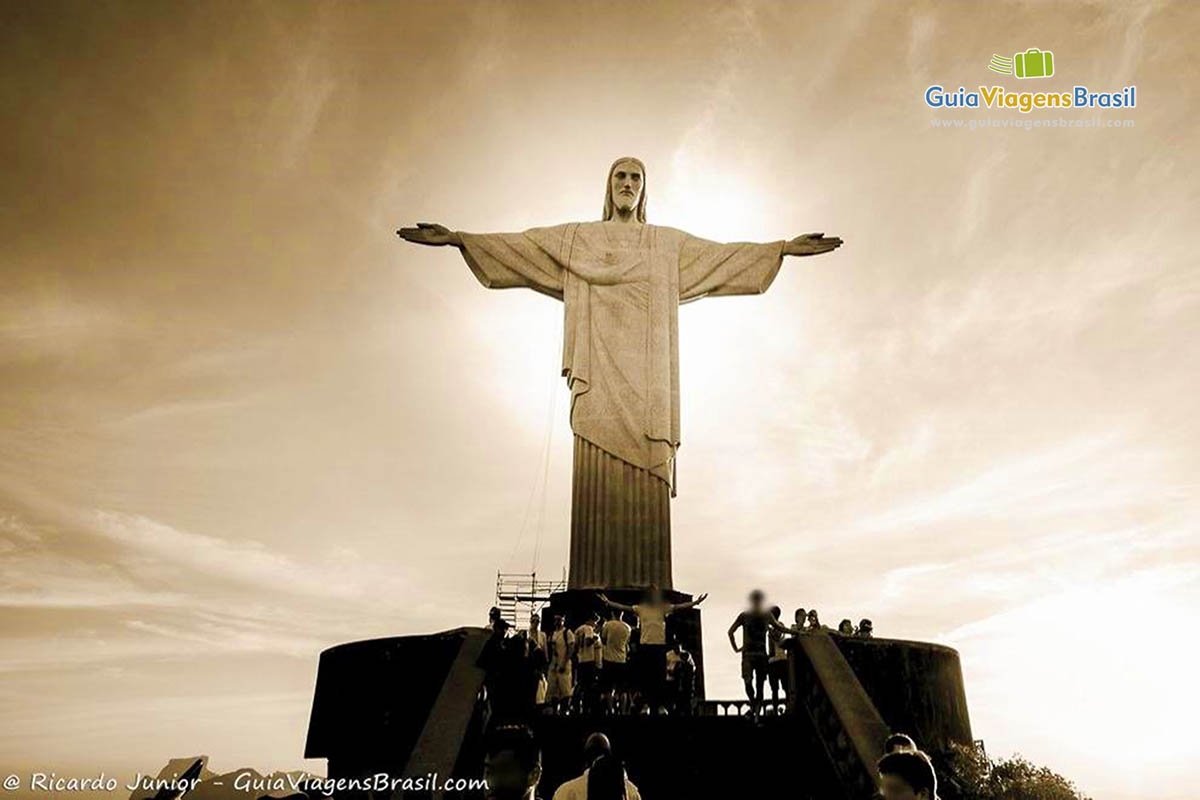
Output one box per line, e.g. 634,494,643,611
398,157,841,591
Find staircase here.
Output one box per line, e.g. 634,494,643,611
790,633,892,797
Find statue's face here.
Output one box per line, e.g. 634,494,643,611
609,161,643,215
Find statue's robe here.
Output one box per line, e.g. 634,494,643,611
459,221,784,589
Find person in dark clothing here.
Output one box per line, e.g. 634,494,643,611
728,589,792,715
666,640,696,715
878,750,938,800
766,605,789,704
484,724,542,800
480,630,535,722
490,606,513,636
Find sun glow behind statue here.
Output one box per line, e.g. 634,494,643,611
657,158,785,390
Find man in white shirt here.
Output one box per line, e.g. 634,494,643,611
524,612,550,707
528,612,548,656
551,732,642,800
600,609,632,712
546,614,575,706
573,612,603,713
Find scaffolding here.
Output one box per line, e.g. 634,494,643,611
494,570,566,629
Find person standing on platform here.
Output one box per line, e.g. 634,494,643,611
489,606,512,637
665,639,696,715
600,609,632,713
573,611,604,714
525,612,550,708
547,614,575,708
597,586,707,713
728,589,792,716
766,605,789,706
528,612,548,656
480,607,524,720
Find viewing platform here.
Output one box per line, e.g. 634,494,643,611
305,624,970,798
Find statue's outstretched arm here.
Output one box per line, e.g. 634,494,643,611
400,222,569,298
782,232,843,257
397,222,462,248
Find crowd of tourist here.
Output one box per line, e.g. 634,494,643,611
727,588,876,715
479,585,877,720
480,723,942,800
479,586,702,719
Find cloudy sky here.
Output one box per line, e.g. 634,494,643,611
1,1,1198,798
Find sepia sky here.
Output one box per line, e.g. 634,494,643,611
2,1,1198,798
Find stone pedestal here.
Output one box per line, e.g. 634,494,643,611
304,628,973,799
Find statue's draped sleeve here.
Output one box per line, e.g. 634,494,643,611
457,224,577,300
677,234,786,302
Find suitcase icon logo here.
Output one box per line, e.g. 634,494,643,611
988,48,1055,79
1014,48,1054,79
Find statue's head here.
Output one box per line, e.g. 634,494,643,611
602,156,647,222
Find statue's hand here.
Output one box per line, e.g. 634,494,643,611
397,222,460,247
784,232,843,257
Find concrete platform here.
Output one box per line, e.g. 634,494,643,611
304,624,971,798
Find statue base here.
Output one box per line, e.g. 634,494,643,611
304,625,972,798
